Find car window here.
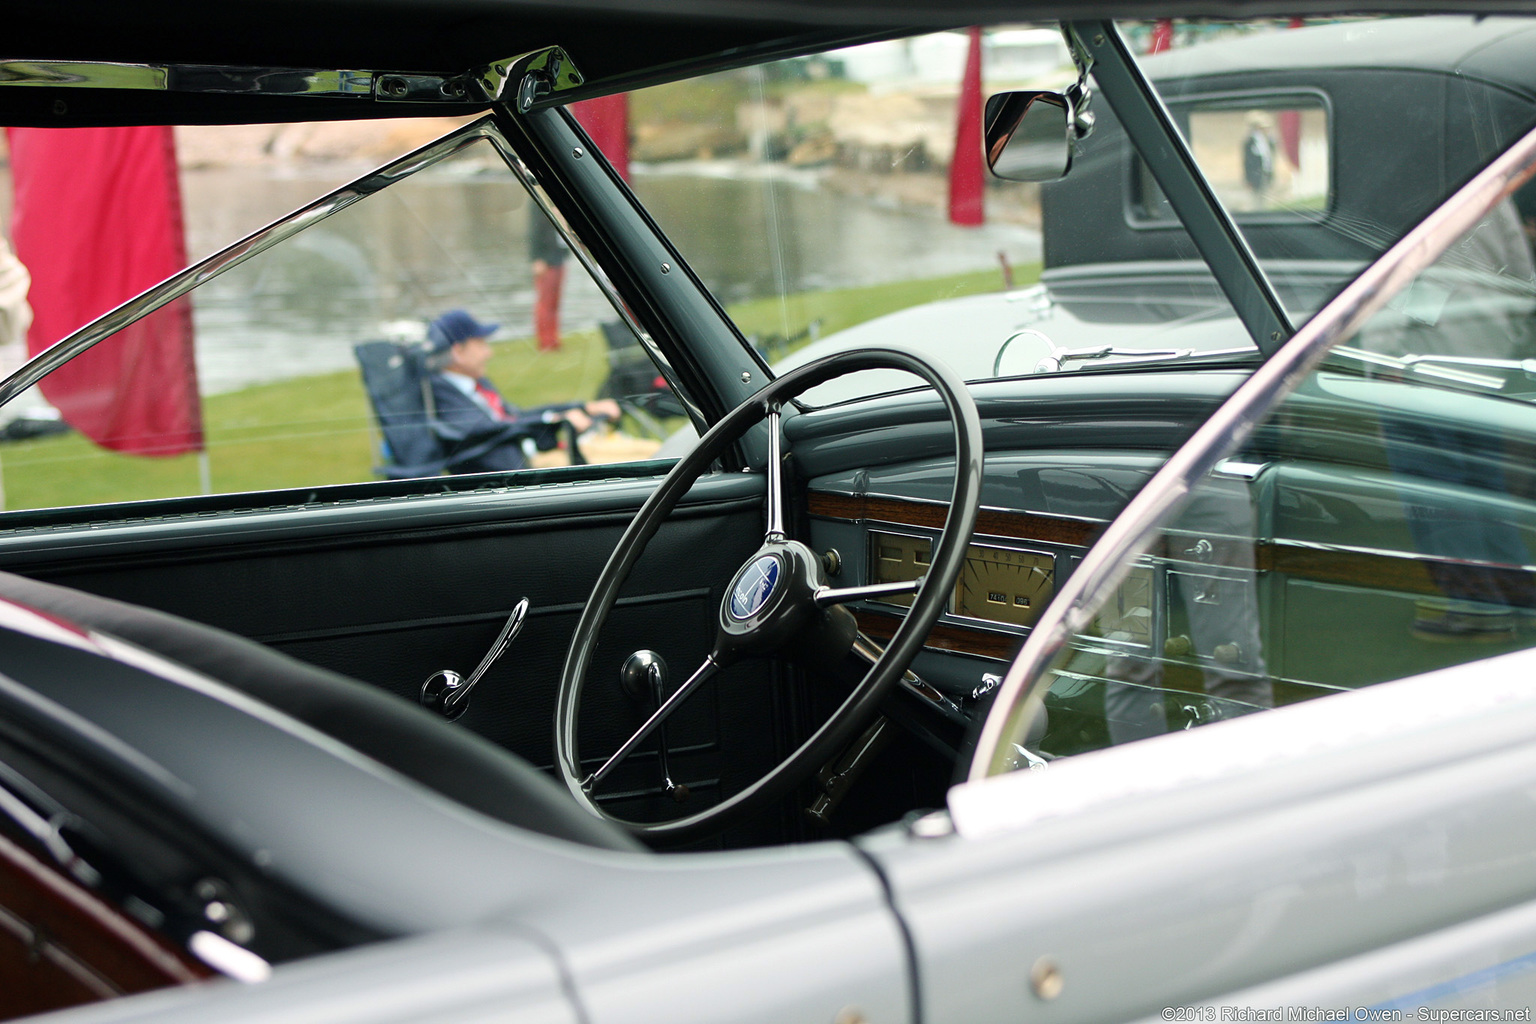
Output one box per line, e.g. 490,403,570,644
0,120,670,512
625,30,1074,405
1130,93,1331,223
1123,16,1536,326
627,18,1536,411
983,203,1536,771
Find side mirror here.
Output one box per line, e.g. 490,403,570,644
985,91,1073,183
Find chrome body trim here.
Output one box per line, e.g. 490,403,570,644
502,48,584,111
967,117,1536,785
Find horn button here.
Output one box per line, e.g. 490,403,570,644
715,540,851,663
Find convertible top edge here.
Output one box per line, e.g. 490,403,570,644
4,1,1536,125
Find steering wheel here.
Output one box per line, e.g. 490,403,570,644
555,349,982,843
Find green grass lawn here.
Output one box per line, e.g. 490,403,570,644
0,263,1038,513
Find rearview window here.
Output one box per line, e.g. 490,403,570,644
1132,94,1332,223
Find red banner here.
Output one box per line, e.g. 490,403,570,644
948,27,985,227
571,95,631,183
7,126,202,456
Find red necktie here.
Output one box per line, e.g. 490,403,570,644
475,381,510,421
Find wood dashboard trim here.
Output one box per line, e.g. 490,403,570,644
808,491,1102,547
855,608,1022,661
814,489,1536,661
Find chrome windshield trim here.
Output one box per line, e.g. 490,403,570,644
0,118,500,411
0,59,459,102
1069,20,1293,357
0,50,584,106
966,116,1536,787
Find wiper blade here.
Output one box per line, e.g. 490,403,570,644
994,329,1256,376
1029,343,1255,374
1328,345,1518,390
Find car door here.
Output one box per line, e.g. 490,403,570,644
0,113,793,844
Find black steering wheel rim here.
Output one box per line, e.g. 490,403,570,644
555,348,983,844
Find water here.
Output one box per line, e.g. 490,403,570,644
34,153,1042,396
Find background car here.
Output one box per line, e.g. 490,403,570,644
1,4,1536,1023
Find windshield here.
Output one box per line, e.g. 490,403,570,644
626,17,1536,407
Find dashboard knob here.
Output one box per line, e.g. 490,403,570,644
1164,634,1192,656
1213,642,1242,664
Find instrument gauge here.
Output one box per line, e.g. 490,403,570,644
954,545,1055,628
869,531,931,608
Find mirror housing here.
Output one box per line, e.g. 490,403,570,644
985,91,1073,182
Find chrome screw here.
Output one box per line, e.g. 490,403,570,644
741,371,752,384
660,263,671,274
1030,956,1064,1000
573,146,584,158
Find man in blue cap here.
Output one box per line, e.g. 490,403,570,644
428,309,619,473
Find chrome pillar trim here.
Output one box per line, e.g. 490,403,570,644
765,404,785,541
480,120,707,432
0,118,499,412
966,119,1536,786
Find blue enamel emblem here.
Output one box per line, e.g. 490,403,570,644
729,555,781,620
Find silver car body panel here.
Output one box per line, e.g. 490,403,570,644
870,647,1536,1021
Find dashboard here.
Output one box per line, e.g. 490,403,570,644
805,452,1167,706
805,430,1536,764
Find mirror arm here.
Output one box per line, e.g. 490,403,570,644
1062,25,1097,141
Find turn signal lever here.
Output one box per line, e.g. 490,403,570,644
421,598,529,721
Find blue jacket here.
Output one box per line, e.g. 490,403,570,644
429,374,576,473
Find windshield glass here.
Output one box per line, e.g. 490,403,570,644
0,121,671,510
627,16,1536,407
981,177,1536,775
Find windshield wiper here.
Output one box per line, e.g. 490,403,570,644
1328,345,1520,390
996,329,1255,375
1037,344,1255,373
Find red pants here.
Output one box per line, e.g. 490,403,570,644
534,262,565,351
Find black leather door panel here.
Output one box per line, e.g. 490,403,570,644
0,472,792,842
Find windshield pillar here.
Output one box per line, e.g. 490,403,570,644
1069,20,1293,357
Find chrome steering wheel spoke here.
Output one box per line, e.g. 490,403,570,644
764,403,786,543
813,578,924,607
583,654,720,794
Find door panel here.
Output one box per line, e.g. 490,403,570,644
0,472,794,842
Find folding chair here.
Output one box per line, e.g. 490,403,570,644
355,340,583,478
